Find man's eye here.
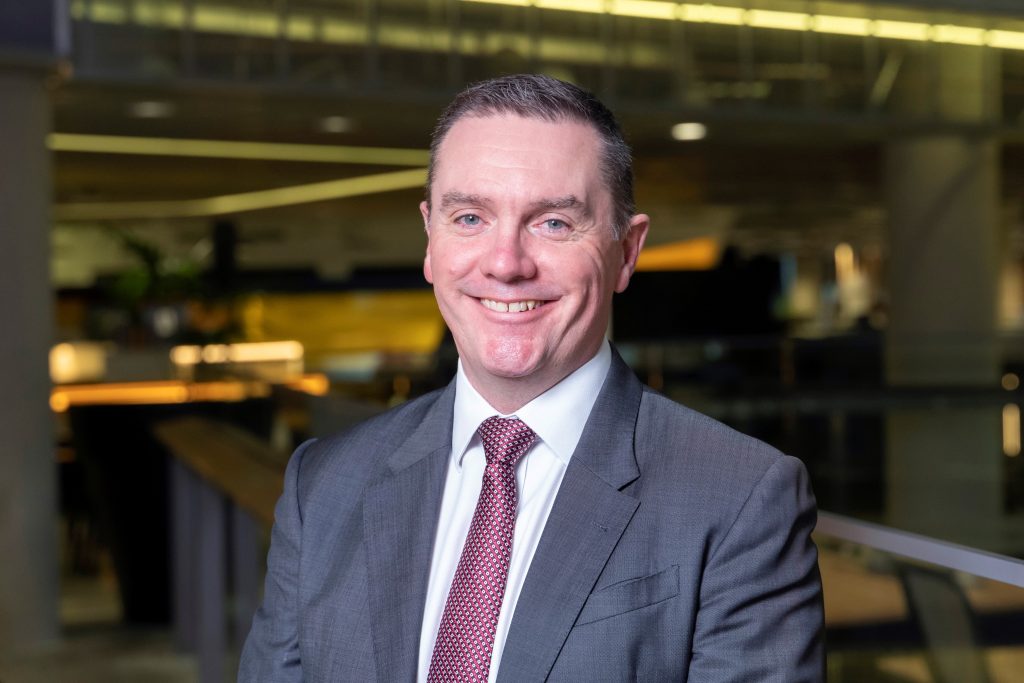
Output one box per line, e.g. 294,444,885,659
456,214,481,226
543,219,568,231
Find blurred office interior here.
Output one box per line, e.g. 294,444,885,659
3,0,1024,680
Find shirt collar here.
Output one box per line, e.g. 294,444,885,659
452,340,612,468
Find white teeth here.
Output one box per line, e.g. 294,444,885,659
481,299,541,313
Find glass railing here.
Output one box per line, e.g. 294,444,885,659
817,513,1024,683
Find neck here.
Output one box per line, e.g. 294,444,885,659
463,370,565,415
460,345,605,414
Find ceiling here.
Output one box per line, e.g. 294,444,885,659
43,0,1024,285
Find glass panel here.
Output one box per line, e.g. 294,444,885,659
818,533,1024,683
616,340,1024,560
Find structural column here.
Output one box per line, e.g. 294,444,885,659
884,43,1003,547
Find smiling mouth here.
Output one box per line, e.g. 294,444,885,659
480,298,545,313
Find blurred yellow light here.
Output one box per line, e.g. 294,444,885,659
933,25,986,46
51,382,190,410
170,346,202,366
636,238,720,271
812,15,871,37
834,242,856,281
193,7,279,37
133,1,185,28
536,0,604,13
50,393,70,412
230,341,304,363
873,20,930,42
49,380,272,411
240,291,445,357
89,1,127,23
671,122,707,141
988,30,1024,50
50,344,77,383
1003,373,1020,391
462,0,530,6
746,10,809,32
321,17,364,43
1003,404,1021,457
286,16,317,41
173,341,304,365
54,168,428,221
202,345,230,363
285,374,331,396
47,134,429,167
50,342,108,384
679,4,745,26
611,0,677,20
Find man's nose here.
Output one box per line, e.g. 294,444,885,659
479,223,537,282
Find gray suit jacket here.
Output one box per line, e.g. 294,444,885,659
240,350,824,682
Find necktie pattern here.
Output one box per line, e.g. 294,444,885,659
427,416,538,683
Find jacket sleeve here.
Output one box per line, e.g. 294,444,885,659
238,439,317,682
687,455,825,683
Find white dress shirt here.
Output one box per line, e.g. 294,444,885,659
416,340,612,683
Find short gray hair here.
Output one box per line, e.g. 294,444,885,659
426,74,635,239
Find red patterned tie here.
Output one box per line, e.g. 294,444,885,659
427,416,538,683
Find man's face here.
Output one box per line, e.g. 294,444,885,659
421,114,648,401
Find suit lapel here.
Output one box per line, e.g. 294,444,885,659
497,351,644,682
363,382,455,682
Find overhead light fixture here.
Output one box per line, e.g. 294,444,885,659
48,133,429,166
812,15,871,37
128,100,176,119
873,19,931,42
170,340,305,366
71,1,1024,53
671,122,706,141
933,24,987,47
746,9,810,32
460,1,1024,51
678,3,745,25
49,379,271,411
319,116,353,134
54,167,428,221
613,0,677,21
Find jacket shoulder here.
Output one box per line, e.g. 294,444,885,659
635,386,799,496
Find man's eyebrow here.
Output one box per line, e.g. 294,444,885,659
439,191,487,210
532,195,591,219
438,192,592,219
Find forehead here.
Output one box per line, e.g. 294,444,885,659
431,114,606,201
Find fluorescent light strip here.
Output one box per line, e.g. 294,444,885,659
54,168,427,221
812,15,871,37
612,0,676,21
171,341,304,365
70,0,1024,52
933,24,987,47
460,1,1024,51
873,19,930,42
746,9,809,32
48,133,429,166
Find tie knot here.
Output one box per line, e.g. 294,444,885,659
478,416,537,469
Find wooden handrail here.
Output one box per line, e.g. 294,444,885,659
154,417,286,527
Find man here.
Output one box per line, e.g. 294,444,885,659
240,74,824,682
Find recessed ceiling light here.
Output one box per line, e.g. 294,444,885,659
671,122,707,141
319,116,353,133
128,100,176,119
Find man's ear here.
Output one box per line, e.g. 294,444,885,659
419,200,431,232
420,200,434,284
614,213,650,293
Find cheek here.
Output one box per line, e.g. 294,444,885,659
431,243,476,280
